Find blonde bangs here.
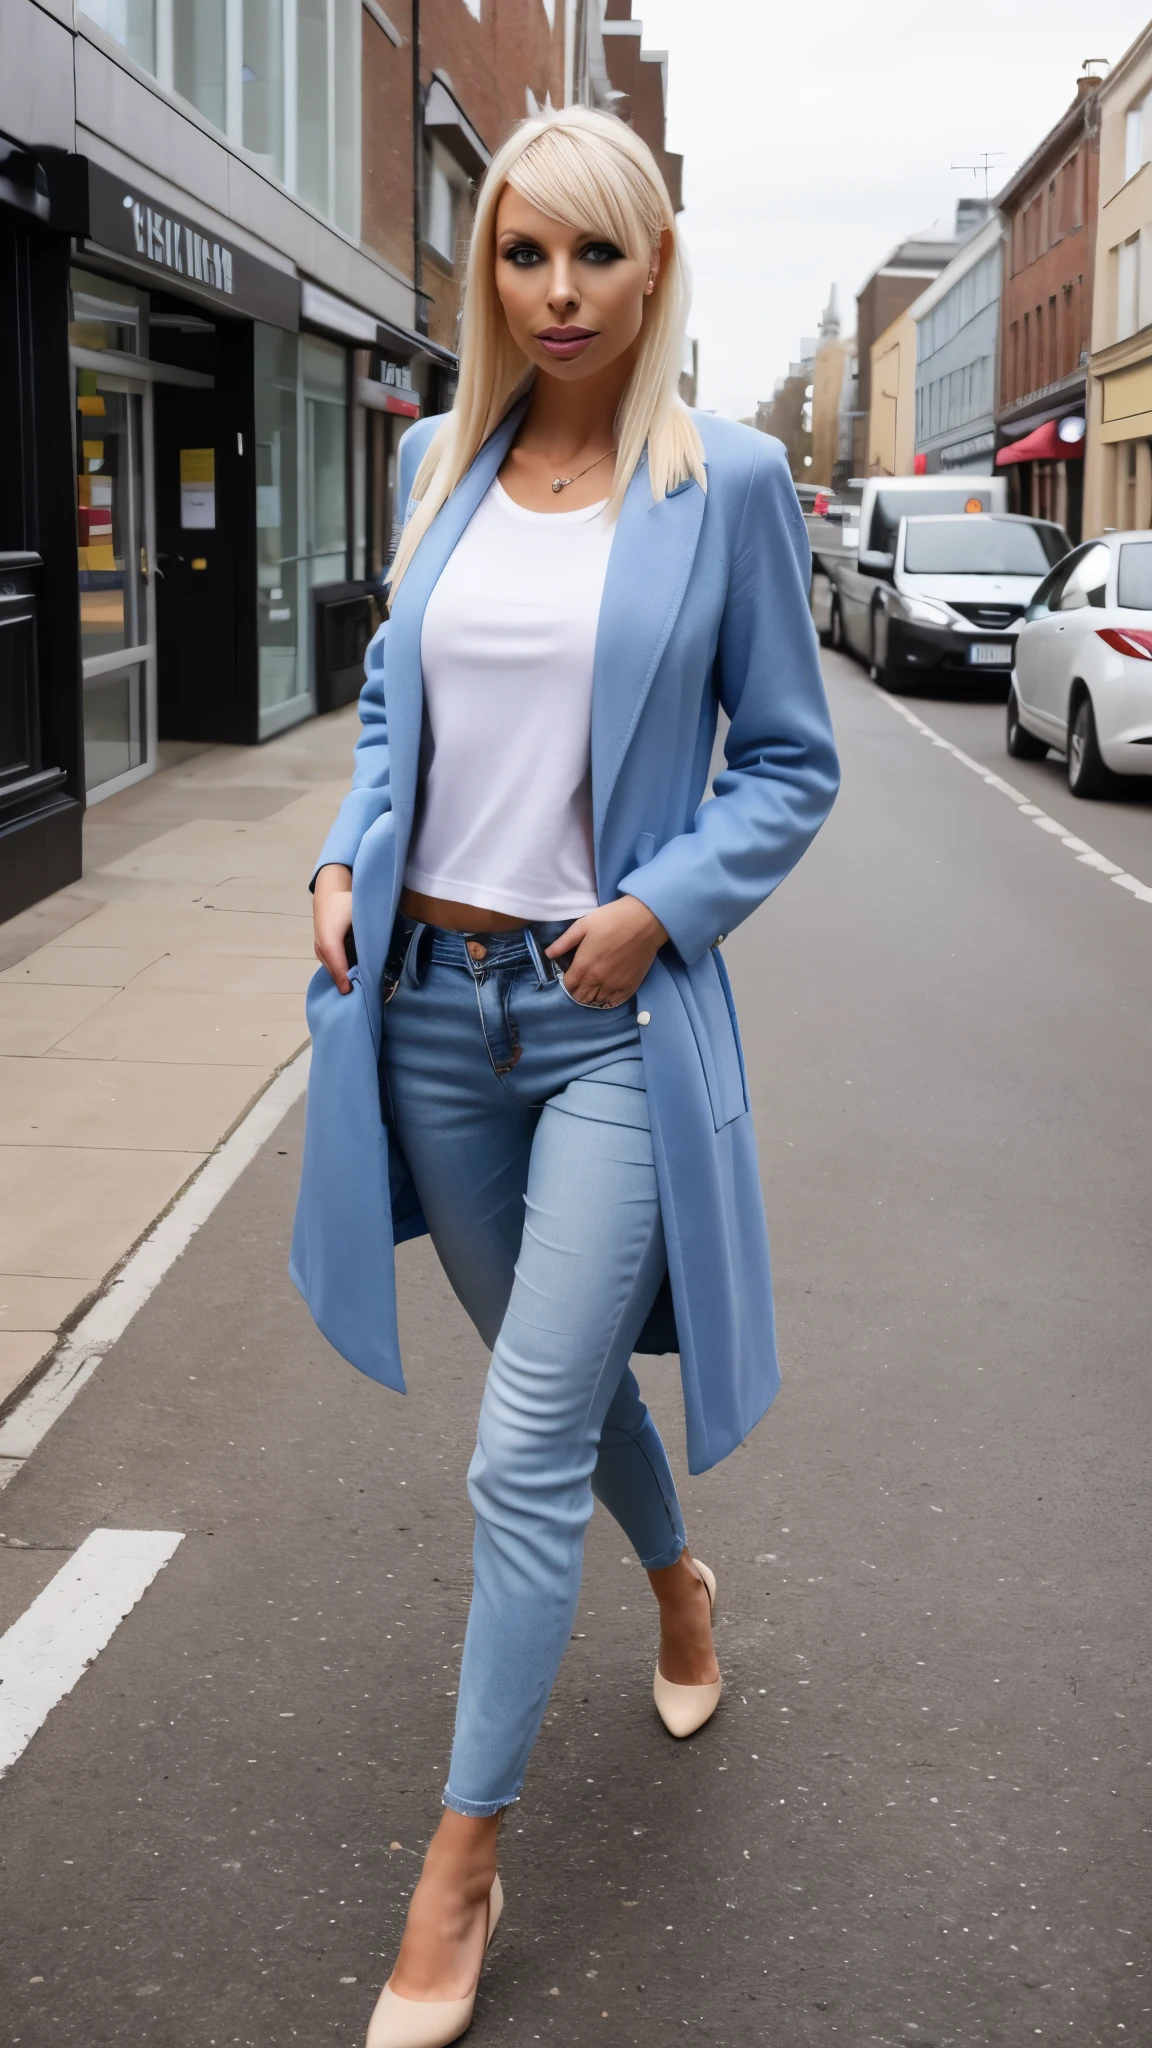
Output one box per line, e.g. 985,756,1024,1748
388,105,705,604
505,129,656,264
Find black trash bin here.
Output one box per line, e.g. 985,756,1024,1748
312,581,382,714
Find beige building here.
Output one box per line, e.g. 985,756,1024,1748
1085,23,1152,534
867,308,918,476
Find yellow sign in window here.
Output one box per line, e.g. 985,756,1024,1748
180,447,215,529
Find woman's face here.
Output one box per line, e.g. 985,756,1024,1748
493,187,659,382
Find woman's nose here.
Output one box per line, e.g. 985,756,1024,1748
547,263,579,314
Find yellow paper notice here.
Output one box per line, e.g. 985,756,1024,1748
180,448,215,485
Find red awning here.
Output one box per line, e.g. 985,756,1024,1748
996,418,1083,466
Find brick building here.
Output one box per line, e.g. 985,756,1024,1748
993,70,1103,540
1,0,679,924
853,217,972,477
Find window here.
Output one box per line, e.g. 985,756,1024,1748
1056,543,1109,611
1126,95,1149,182
253,325,348,732
903,518,1057,576
424,140,469,264
1118,536,1152,608
1117,234,1140,341
79,0,359,237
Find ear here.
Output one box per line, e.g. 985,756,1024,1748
647,227,673,295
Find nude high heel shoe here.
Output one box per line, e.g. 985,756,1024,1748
653,1558,722,1738
365,1874,503,2048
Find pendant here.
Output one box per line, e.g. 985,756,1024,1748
552,477,571,494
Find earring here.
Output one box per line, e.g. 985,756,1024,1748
645,273,655,295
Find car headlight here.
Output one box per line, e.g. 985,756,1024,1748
893,594,956,627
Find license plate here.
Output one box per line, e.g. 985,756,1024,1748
968,642,1014,666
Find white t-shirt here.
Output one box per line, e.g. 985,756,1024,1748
404,477,614,921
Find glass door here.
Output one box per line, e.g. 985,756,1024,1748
75,368,157,799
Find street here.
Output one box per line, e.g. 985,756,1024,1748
1,650,1150,2047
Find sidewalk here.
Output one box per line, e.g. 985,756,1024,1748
0,706,358,1414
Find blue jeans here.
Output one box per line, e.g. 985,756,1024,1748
380,918,687,1816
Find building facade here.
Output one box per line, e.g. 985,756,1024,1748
867,306,917,477
994,70,1102,541
2,0,678,924
810,285,857,489
756,338,816,481
853,210,982,479
912,212,1003,475
1084,24,1152,536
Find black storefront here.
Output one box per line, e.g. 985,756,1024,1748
0,140,87,922
1,147,454,922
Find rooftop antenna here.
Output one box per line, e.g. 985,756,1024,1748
951,150,1006,200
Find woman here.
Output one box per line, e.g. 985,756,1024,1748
292,106,838,2048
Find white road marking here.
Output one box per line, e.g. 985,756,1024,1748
876,690,1152,905
0,1048,311,1490
0,1528,183,1774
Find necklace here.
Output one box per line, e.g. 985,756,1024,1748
551,447,617,495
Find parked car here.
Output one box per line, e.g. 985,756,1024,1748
867,513,1070,689
1008,531,1152,797
813,473,1007,661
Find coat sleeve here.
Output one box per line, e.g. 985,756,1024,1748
310,415,443,882
618,435,840,966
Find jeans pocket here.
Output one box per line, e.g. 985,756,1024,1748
555,973,634,1014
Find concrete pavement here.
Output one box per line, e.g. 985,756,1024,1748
0,709,357,1411
0,653,1149,2045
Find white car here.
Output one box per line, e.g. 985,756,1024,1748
869,513,1069,689
1008,532,1152,797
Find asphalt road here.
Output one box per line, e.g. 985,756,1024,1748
1,650,1150,2048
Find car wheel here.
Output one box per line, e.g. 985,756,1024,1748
828,594,844,653
1006,685,1048,760
1067,691,1116,799
870,609,895,690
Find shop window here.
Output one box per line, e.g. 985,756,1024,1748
253,325,348,735
79,0,359,239
69,268,143,356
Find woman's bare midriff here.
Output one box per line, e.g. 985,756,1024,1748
399,887,535,933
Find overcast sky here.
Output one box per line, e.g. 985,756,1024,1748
638,0,1152,419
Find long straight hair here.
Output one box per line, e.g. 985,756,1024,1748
387,104,705,602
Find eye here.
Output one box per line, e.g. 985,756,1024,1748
502,241,544,267
579,240,625,265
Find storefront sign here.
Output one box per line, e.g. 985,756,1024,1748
85,163,299,331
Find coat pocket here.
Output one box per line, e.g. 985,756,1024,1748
669,946,749,1130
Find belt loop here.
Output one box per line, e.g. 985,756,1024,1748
522,925,550,988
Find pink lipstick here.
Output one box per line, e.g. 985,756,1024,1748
535,326,598,359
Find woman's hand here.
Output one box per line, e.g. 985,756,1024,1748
546,896,668,1008
314,863,355,993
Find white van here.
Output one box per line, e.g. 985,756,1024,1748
817,474,1008,663
869,513,1071,689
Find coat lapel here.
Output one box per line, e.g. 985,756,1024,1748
591,463,707,867
382,395,531,847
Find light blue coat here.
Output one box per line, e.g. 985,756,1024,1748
290,397,839,1474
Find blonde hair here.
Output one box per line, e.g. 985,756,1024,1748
387,104,704,601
